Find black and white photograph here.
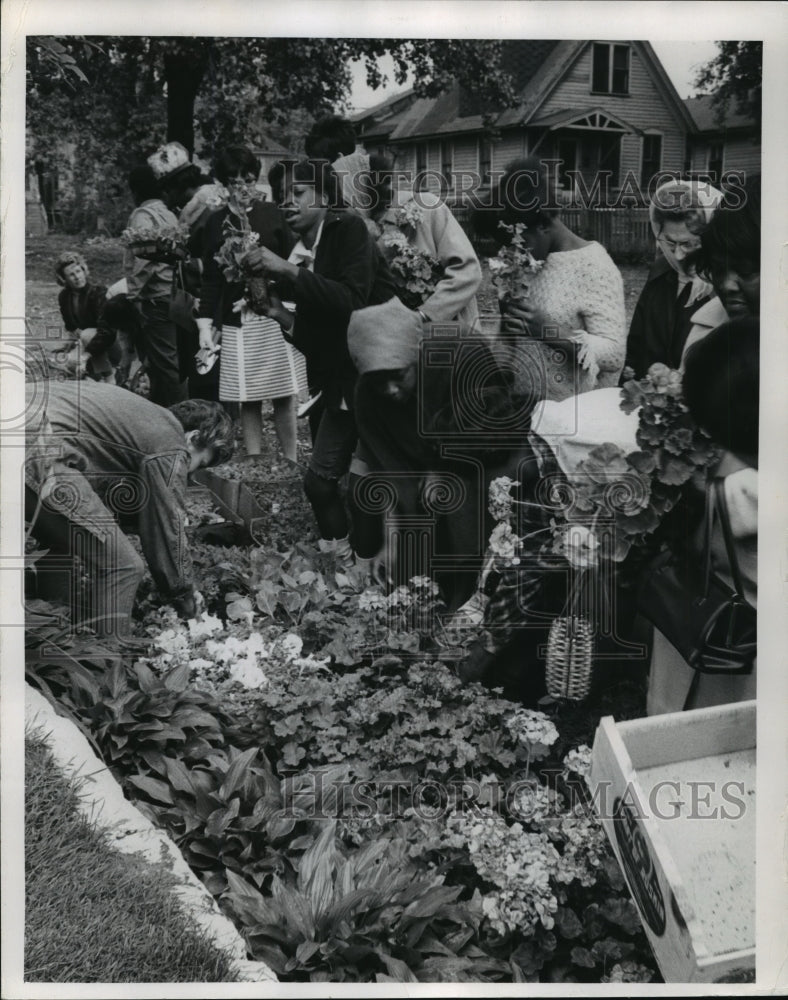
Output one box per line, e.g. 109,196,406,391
1,1,786,993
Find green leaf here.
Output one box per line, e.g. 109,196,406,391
282,741,306,767
205,797,241,836
381,954,418,982
126,774,174,804
570,946,596,968
106,661,127,699
555,906,584,939
219,746,258,799
163,661,190,691
299,820,338,890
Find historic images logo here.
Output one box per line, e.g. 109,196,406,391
612,796,666,937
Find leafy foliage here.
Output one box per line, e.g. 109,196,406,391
693,41,763,128
25,476,658,983
27,36,519,233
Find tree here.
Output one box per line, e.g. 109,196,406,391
26,36,520,232
694,41,762,127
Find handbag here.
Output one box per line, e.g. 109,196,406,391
638,477,756,679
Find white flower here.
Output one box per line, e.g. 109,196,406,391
154,627,190,656
380,227,409,251
359,588,387,612
187,612,224,640
489,476,519,522
189,657,214,671
205,635,247,663
488,522,520,566
562,744,593,779
560,523,600,570
506,708,559,751
279,633,303,660
229,657,268,689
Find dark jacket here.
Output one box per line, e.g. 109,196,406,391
624,258,713,378
198,200,295,329
58,283,116,358
275,209,397,409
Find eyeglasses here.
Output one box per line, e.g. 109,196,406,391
657,236,702,253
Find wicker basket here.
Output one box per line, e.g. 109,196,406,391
545,615,594,700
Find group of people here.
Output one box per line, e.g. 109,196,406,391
33,116,760,715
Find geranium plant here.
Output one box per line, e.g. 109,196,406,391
379,229,443,310
488,363,721,571
487,221,544,299
213,180,268,314
121,222,190,263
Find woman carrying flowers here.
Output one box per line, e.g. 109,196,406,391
476,156,626,402
366,152,482,328
196,145,306,463
242,157,396,564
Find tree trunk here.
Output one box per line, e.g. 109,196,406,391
163,44,210,156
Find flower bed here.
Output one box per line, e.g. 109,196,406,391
26,466,658,983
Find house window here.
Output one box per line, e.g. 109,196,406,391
708,141,724,183
479,137,493,186
641,134,662,190
592,43,630,96
416,142,428,190
441,141,453,193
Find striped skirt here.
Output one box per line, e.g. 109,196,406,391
219,316,307,402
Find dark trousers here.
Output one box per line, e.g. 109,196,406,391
138,299,187,407
303,407,357,540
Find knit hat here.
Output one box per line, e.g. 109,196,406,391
347,297,422,375
147,141,191,181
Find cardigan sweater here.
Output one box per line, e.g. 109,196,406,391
374,188,481,328
500,241,625,402
197,200,295,329
273,209,397,409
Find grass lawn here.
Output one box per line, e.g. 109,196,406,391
25,729,239,984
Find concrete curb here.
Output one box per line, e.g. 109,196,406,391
25,683,277,984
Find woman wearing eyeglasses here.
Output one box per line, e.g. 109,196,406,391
623,179,722,378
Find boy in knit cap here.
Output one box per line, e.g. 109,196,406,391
348,297,532,611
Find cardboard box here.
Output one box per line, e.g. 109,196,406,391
589,700,755,983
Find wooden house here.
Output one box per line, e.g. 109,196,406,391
354,40,698,207
683,94,761,183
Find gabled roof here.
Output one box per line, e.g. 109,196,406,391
353,40,696,143
352,88,415,122
528,107,642,134
683,94,758,133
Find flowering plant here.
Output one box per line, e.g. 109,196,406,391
378,228,443,310
121,222,190,263
213,181,268,313
488,364,721,570
487,221,544,298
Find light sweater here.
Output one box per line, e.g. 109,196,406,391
510,241,626,402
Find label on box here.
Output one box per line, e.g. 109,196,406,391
613,797,667,936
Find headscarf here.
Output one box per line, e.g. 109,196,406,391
649,179,723,307
347,297,422,375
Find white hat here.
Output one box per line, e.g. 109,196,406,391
147,141,191,181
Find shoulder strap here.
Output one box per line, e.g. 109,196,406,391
713,477,750,600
